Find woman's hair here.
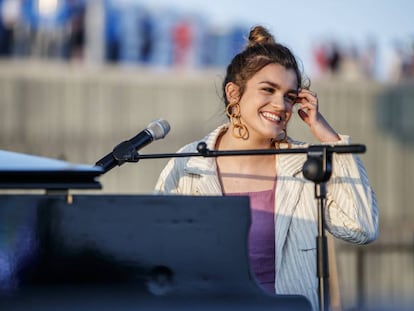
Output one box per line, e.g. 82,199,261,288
222,25,310,108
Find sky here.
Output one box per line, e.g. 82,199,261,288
136,0,414,80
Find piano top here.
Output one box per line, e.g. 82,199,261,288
0,150,103,190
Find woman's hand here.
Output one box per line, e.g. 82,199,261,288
296,89,340,142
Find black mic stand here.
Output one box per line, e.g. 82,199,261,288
96,141,365,311
302,146,333,311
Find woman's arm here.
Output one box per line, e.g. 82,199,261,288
324,135,379,244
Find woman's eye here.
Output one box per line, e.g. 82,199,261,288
285,95,297,103
262,87,274,93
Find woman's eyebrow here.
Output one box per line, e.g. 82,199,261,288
259,81,298,94
259,80,279,88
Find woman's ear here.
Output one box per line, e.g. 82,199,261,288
225,82,240,103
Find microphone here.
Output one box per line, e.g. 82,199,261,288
95,119,170,173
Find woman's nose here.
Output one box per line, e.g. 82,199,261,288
270,95,286,109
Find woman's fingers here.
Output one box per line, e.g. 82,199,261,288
296,89,318,124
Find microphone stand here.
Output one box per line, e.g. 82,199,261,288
100,141,366,311
302,146,333,311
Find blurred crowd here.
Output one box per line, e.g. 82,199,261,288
1,0,414,82
0,0,247,69
312,38,414,82
0,0,86,60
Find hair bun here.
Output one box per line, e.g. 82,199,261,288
247,25,276,48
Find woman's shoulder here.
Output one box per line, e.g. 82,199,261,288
177,140,199,153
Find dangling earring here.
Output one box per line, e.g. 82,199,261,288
226,101,248,139
273,128,291,149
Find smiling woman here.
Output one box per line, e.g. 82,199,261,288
154,25,378,311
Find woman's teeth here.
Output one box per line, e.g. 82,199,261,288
262,112,282,122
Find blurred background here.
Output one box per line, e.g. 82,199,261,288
0,0,414,310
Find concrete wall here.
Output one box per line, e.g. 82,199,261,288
1,60,414,310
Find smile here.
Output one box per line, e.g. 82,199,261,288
261,111,283,122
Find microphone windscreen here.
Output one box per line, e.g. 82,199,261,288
147,119,171,140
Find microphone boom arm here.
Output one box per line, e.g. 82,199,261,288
131,141,366,161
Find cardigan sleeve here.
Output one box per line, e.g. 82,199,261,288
324,135,379,244
153,157,181,194
153,143,198,194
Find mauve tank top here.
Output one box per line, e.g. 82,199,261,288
226,188,275,295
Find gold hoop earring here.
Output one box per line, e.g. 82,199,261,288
226,102,248,139
232,122,249,139
273,129,290,149
225,101,240,118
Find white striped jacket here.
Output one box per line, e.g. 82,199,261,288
154,124,378,311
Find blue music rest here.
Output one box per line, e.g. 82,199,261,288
0,150,102,190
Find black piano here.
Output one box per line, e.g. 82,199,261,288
0,150,311,310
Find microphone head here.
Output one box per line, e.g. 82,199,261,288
147,119,171,140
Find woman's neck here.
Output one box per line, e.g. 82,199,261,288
215,129,277,193
215,129,276,167
217,128,274,151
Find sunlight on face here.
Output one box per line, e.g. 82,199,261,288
237,63,298,142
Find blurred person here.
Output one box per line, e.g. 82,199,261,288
327,41,342,75
65,0,85,61
401,41,414,80
139,9,153,64
117,3,152,65
312,41,329,78
154,25,378,311
172,17,192,68
20,0,71,58
0,0,20,56
148,8,175,67
104,0,121,63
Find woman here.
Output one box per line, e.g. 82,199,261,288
154,25,378,310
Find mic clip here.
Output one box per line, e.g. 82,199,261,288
196,142,211,157
112,141,140,165
302,145,333,184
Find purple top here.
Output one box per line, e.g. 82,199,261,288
227,188,275,294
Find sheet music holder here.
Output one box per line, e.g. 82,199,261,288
0,194,311,311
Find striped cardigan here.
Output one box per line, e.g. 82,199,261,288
154,124,378,310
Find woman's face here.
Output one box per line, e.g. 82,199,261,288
238,63,298,142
